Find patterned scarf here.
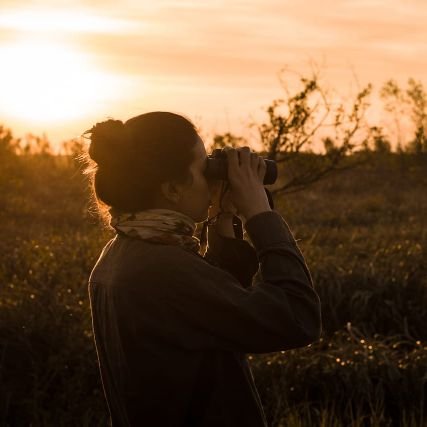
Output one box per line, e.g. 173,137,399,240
109,208,201,254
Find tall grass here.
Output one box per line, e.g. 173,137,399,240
1,151,426,426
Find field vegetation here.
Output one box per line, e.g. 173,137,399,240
1,73,426,426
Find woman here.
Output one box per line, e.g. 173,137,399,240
84,111,321,427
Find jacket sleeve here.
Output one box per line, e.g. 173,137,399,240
202,218,259,289
155,210,322,354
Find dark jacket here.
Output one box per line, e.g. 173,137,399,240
88,210,322,427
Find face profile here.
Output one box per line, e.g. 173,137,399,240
166,136,211,223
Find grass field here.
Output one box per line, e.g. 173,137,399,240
0,149,426,426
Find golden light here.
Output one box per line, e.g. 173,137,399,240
0,9,139,34
0,40,125,124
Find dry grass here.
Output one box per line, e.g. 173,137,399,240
1,151,426,426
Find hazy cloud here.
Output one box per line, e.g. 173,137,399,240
1,0,426,143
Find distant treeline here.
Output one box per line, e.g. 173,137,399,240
2,73,427,161
1,140,426,425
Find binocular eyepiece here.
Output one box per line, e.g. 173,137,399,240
204,148,278,185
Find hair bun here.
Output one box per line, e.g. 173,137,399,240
85,119,130,167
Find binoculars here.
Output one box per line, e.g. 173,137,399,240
204,149,277,185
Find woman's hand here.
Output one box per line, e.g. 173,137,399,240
208,180,238,219
206,145,271,236
207,180,238,238
224,146,271,223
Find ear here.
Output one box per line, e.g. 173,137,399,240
160,181,182,204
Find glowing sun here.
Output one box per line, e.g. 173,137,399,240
0,40,123,124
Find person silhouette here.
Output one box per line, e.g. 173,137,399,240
84,111,321,427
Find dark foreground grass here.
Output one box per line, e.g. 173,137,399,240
0,151,426,426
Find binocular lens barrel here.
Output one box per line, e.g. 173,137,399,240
205,149,277,185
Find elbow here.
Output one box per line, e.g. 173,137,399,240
308,316,322,344
295,322,322,348
306,291,322,343
302,319,322,344
294,301,322,347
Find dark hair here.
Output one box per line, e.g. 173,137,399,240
83,111,199,218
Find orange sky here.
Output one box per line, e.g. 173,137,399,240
0,0,426,151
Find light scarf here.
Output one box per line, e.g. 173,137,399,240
109,208,201,254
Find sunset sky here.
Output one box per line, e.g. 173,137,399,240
0,0,426,150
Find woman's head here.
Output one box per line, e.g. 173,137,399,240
84,111,211,223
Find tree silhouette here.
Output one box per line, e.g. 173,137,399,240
211,132,247,150
0,125,19,158
213,69,373,195
371,126,391,153
381,78,427,154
